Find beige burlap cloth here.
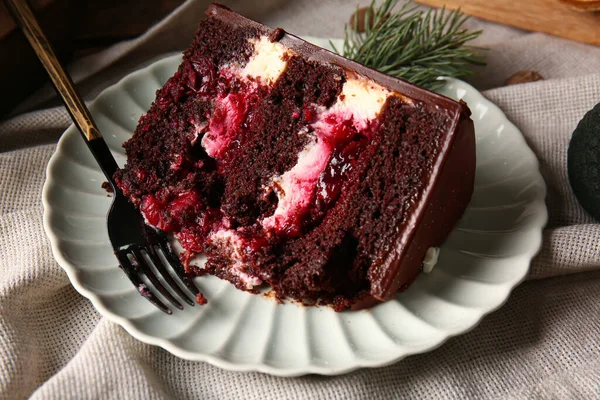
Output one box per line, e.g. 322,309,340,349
1,1,599,398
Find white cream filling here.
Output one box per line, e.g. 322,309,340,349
241,36,291,84
210,229,245,259
192,38,425,283
332,77,391,124
261,76,391,232
199,35,292,158
422,247,440,273
261,128,328,232
209,229,262,289
191,121,207,146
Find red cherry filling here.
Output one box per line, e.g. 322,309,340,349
140,190,204,232
202,92,250,160
132,59,378,281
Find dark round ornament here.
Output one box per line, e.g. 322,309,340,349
568,103,600,222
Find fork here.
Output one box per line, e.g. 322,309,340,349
5,0,200,314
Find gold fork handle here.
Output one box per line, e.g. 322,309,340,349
4,0,102,141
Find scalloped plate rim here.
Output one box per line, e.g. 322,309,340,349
42,39,548,377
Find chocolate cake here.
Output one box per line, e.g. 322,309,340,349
114,3,476,311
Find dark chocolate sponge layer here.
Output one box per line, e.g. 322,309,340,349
115,3,476,310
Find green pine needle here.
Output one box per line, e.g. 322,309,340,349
331,0,486,91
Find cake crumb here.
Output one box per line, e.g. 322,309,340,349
101,181,114,193
268,27,285,42
196,293,208,305
263,290,284,304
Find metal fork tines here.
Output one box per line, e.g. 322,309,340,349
109,194,201,314
115,242,199,314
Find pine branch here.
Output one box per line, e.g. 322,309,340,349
332,0,486,91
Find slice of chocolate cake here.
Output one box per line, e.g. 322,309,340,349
114,3,476,311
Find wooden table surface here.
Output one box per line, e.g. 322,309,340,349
2,0,599,117
414,0,600,46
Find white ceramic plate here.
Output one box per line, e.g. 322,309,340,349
42,38,547,377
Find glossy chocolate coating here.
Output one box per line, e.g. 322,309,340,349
207,3,476,303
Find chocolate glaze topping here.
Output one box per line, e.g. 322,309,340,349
207,3,475,303
116,3,476,310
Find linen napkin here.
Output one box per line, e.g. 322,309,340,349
1,0,599,398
